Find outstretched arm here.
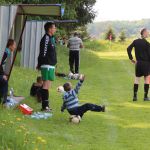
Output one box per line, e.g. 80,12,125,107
74,75,85,94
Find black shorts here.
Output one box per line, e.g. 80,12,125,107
135,61,150,77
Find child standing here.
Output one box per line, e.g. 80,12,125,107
61,75,105,118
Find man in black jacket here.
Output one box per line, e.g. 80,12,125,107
37,22,57,112
127,28,150,101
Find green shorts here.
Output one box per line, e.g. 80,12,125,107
41,65,55,81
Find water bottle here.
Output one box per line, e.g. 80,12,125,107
9,88,14,98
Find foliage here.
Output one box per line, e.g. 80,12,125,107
119,30,126,42
105,27,116,41
84,40,109,51
1,40,150,149
0,0,97,39
0,0,97,36
75,0,96,26
88,19,150,39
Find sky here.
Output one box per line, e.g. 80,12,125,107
94,0,150,22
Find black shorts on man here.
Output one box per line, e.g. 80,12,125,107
135,61,150,77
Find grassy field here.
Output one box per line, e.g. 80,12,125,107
1,39,150,150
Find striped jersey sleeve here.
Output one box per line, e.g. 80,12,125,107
74,80,83,94
61,80,84,110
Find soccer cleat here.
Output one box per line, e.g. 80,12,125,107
41,107,52,112
101,105,105,112
133,97,137,101
144,97,150,101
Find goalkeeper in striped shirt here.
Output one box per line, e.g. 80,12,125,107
61,75,105,118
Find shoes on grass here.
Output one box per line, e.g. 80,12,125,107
101,105,105,112
144,97,150,101
41,107,52,112
133,97,137,101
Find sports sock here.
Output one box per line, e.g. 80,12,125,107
133,84,138,97
41,89,49,109
144,84,149,98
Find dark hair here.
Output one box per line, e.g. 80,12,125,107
44,22,55,33
37,76,43,83
6,39,15,48
74,32,78,36
63,82,71,92
141,28,147,36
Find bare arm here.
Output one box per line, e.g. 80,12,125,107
80,39,84,49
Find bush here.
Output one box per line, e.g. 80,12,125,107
105,27,116,41
119,30,126,42
84,40,108,51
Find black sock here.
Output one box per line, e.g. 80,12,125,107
134,84,138,97
2,95,7,104
144,84,149,98
41,89,49,109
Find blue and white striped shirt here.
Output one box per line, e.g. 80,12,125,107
61,80,83,111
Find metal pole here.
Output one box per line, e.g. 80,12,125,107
8,16,27,81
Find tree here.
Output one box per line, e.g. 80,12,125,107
0,0,96,26
0,0,97,38
105,27,116,41
119,30,126,42
75,26,90,40
75,0,96,26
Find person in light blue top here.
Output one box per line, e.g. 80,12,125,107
61,75,105,118
0,39,16,103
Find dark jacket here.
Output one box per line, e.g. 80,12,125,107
0,65,4,84
37,34,57,68
30,83,42,96
127,38,150,62
0,49,9,77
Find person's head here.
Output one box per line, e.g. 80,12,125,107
44,22,56,36
74,32,78,37
141,28,149,38
37,76,43,84
6,39,16,52
63,82,72,92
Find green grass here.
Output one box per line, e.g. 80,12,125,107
1,40,150,150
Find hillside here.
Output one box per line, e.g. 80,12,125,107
87,19,150,38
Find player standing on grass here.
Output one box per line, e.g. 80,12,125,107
127,28,150,101
37,22,57,112
67,32,83,74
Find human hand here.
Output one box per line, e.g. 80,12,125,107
79,74,85,81
61,107,64,112
3,75,7,81
36,64,40,70
131,59,136,64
